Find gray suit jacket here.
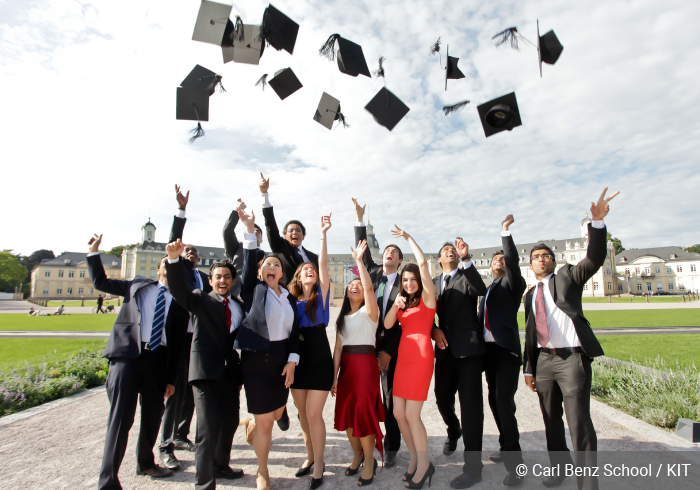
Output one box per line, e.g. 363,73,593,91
223,208,266,297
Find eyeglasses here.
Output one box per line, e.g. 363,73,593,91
531,254,554,261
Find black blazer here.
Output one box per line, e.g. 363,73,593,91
523,224,607,377
166,259,244,385
262,206,319,285
234,246,300,356
223,208,267,297
169,214,212,294
478,234,527,361
433,261,487,359
354,225,402,359
88,254,188,385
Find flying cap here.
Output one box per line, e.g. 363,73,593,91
268,68,303,100
319,34,371,78
445,45,465,91
192,0,233,46
476,92,522,137
537,20,563,77
260,4,299,54
313,92,348,130
365,87,410,131
180,64,226,95
223,24,264,64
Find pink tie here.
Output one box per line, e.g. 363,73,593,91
535,282,550,347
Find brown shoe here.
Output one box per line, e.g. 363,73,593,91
137,464,173,478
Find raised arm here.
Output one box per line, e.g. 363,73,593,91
169,184,189,243
222,200,242,260
391,225,437,308
501,215,526,297
455,237,487,296
86,234,130,297
352,198,380,273
165,239,202,313
351,240,378,322
259,173,286,253
319,213,332,305
238,207,260,295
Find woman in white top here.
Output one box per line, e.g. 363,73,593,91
331,240,384,487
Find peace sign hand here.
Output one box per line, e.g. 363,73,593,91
259,173,270,193
590,188,620,220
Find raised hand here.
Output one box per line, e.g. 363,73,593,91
351,198,366,221
175,184,190,210
590,187,620,220
236,198,247,211
88,234,103,253
321,213,332,234
259,172,270,193
394,295,407,310
351,239,368,262
237,207,256,233
391,225,410,241
166,239,185,260
455,237,470,258
502,214,514,231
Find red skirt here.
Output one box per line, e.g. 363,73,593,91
334,351,385,459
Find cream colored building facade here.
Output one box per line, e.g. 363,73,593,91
614,248,700,294
30,252,122,300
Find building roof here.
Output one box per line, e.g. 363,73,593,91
615,247,700,265
142,220,156,230
37,252,122,269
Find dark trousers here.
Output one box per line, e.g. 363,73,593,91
380,357,401,454
191,376,240,490
160,333,194,452
434,350,485,477
177,377,195,440
484,342,523,472
99,349,168,490
536,351,598,490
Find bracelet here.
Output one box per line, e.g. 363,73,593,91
320,238,326,240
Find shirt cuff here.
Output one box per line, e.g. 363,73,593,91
591,220,604,229
167,257,180,264
87,252,100,257
357,222,366,227
461,260,473,269
524,373,533,377
288,353,300,365
501,230,511,236
243,232,258,250
261,192,271,208
176,209,186,219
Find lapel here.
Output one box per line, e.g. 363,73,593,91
207,291,231,341
481,277,501,317
442,270,458,305
388,273,400,303
548,273,557,304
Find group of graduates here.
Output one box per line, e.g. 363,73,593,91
87,175,618,490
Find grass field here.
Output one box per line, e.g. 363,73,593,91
517,309,700,329
0,314,115,331
581,296,685,303
598,334,699,371
45,300,120,307
0,338,107,370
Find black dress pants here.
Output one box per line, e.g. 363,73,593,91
484,342,523,473
434,349,485,477
99,348,167,490
380,357,401,455
191,376,240,490
536,351,598,490
160,333,193,452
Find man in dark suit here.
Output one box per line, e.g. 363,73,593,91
478,215,527,487
523,189,619,490
96,294,105,313
223,198,266,298
351,198,404,467
431,238,487,489
87,234,189,490
166,238,245,490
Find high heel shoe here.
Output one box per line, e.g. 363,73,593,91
295,461,314,477
405,462,435,489
357,458,377,486
309,465,325,489
402,468,416,482
238,417,255,446
345,454,365,476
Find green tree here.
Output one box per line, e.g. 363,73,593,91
18,249,55,296
101,244,134,257
0,252,28,292
606,232,625,255
685,244,700,253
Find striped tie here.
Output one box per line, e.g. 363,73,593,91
535,282,550,347
149,286,167,352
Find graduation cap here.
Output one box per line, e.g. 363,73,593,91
365,87,410,131
318,34,371,78
445,45,465,91
180,64,226,95
220,14,244,47
259,4,299,54
222,24,265,64
192,0,233,46
313,92,348,130
537,20,563,77
177,65,224,143
476,92,522,138
267,68,303,100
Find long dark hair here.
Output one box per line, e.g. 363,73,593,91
398,263,423,309
336,278,364,335
289,262,320,323
258,253,287,289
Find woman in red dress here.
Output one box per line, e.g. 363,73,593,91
384,225,437,489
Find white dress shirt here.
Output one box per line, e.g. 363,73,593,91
440,268,459,292
136,281,173,346
378,271,397,325
483,230,513,343
216,293,244,333
531,273,581,350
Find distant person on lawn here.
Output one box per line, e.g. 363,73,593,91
54,305,65,315
97,294,105,314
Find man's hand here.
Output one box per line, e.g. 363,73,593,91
236,198,246,211
237,207,256,233
164,384,175,398
321,213,332,234
524,375,537,392
166,239,185,260
432,328,448,350
88,234,103,254
590,187,620,221
455,237,470,258
259,172,270,194
351,198,366,222
175,184,189,210
282,361,295,388
502,214,514,231
377,351,392,371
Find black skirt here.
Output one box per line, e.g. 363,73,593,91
291,325,334,391
241,340,290,415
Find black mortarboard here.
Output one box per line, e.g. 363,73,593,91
476,92,522,138
267,68,303,100
365,87,410,131
259,4,299,55
176,87,209,143
222,24,264,65
192,0,233,46
445,45,465,91
537,20,563,77
180,64,226,95
313,92,348,130
318,34,371,78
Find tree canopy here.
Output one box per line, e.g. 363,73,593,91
0,252,28,292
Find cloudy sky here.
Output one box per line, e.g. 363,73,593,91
2,0,699,257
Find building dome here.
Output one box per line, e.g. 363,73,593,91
141,219,156,243
580,213,592,227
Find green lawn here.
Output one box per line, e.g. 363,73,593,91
0,314,115,331
517,309,700,329
598,334,700,370
45,300,120,307
0,338,107,370
581,296,683,303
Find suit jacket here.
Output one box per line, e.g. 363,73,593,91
169,214,213,294
234,246,300,357
88,254,188,385
433,261,487,360
354,225,402,359
223,208,267,297
478,234,527,362
262,206,319,286
523,224,607,377
166,259,243,385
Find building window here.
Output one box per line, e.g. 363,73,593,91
42,287,49,295
691,264,697,272
58,270,64,278
56,287,63,294
607,282,612,291
140,267,145,274
655,265,661,274
644,267,651,274
593,282,599,291
334,288,339,296
141,256,146,262
625,268,630,274
44,270,50,277
656,282,662,290
677,265,683,272
150,268,156,279
89,287,94,295
334,274,339,283
635,267,640,274
151,256,157,263
637,283,643,292
617,283,623,292
570,255,576,261
558,253,563,260
666,266,673,273
526,269,531,277
68,270,74,278
128,256,133,263
646,283,652,292
334,266,338,272
668,283,674,290
67,287,73,295
606,264,611,274
584,284,588,290
78,287,84,294
679,283,685,290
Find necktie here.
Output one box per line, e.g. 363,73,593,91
149,286,167,352
223,297,232,334
194,270,203,290
535,282,550,347
377,276,388,320
293,247,304,265
484,285,492,332
443,274,451,291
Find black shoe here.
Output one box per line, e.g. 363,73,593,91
310,465,325,489
296,461,314,477
504,472,524,486
357,458,377,486
136,465,173,478
345,454,365,476
159,451,181,471
443,437,459,456
385,451,398,468
403,468,416,482
488,450,503,463
173,438,195,452
214,465,244,480
542,474,566,487
277,407,290,431
449,472,482,489
406,462,435,489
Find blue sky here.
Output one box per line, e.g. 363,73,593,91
1,0,699,256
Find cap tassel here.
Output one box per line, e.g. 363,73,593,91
214,75,226,94
319,34,341,61
259,6,282,51
327,109,349,129
442,100,470,116
233,14,245,42
492,27,536,50
373,56,386,81
255,74,268,91
429,37,441,55
189,123,205,144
